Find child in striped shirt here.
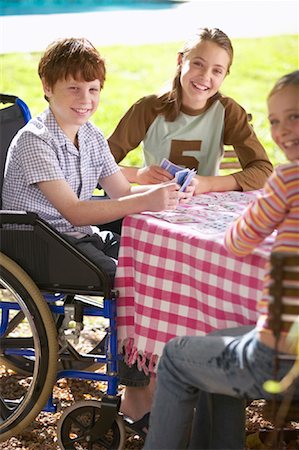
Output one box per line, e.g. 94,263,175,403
143,70,299,450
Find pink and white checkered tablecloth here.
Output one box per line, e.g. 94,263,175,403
114,191,275,373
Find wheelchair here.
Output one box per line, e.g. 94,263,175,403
0,94,132,449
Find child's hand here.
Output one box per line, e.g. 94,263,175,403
145,182,179,211
192,175,212,195
178,184,195,203
136,165,174,184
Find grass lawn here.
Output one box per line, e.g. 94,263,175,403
1,34,298,167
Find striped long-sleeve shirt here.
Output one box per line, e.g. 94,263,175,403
224,161,299,340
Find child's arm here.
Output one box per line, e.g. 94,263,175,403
119,165,173,184
193,173,241,194
222,99,273,191
224,169,287,256
101,171,194,203
38,174,180,227
193,99,273,195
108,95,157,165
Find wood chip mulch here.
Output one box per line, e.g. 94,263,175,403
0,366,298,450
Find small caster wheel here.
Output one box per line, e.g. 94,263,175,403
57,400,126,449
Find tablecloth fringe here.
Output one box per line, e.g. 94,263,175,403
120,338,158,375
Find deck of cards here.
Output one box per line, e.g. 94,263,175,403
160,158,196,192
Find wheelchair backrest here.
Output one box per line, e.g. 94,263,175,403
0,94,112,296
0,94,31,206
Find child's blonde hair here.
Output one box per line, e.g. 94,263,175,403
268,70,299,100
38,37,106,101
158,28,233,121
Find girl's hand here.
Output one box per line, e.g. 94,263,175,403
193,174,241,194
136,165,174,184
192,175,210,195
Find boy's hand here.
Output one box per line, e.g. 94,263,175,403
178,184,195,203
136,165,174,184
145,182,179,211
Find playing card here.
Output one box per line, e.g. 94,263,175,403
161,159,196,191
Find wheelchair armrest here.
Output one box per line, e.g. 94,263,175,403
0,210,38,225
0,210,113,296
0,93,18,104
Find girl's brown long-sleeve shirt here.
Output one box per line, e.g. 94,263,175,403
108,92,273,191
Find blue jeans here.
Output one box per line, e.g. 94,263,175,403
143,327,295,450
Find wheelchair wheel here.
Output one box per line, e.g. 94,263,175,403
57,400,126,450
0,253,58,442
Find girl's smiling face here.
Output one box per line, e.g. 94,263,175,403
179,40,230,112
268,84,299,161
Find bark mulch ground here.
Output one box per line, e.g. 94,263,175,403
0,306,297,450
0,365,298,450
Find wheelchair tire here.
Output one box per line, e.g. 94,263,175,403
57,399,126,450
0,253,58,442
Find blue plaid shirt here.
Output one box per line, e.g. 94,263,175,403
2,108,119,235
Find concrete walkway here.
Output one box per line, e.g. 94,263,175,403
0,0,298,54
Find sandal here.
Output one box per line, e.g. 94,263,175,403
123,412,150,440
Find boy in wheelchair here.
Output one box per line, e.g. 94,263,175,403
1,37,194,436
143,71,299,449
2,37,187,280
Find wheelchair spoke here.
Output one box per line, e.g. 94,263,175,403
5,311,25,336
0,396,13,421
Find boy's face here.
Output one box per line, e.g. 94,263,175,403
178,40,230,111
268,84,299,162
42,76,101,138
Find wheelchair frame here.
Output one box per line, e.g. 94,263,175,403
0,95,128,448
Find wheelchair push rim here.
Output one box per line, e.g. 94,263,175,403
0,253,58,442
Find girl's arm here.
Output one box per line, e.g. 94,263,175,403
222,98,273,192
224,169,286,256
193,173,241,194
108,95,158,164
119,165,174,184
